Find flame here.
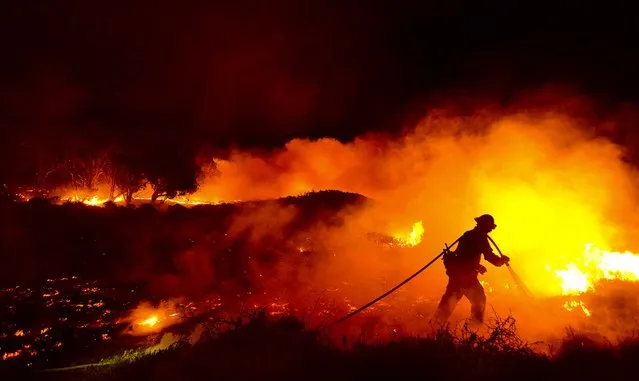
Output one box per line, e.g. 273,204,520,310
593,247,639,280
138,315,159,328
563,300,592,317
555,263,591,295
59,192,213,207
554,244,639,295
69,195,116,206
551,244,639,315
392,221,424,247
124,299,184,336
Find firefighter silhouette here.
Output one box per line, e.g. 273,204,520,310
434,214,509,324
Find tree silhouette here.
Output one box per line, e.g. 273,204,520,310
109,152,147,205
142,144,202,203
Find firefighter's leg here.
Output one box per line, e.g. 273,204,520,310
434,278,463,323
465,278,487,323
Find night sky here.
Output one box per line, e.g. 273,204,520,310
1,0,639,186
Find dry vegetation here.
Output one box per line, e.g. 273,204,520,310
4,311,638,381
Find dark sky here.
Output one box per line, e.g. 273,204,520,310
1,0,638,161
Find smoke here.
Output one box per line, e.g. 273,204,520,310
183,101,639,344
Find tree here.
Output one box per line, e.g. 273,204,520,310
109,150,147,205
147,163,201,203
110,164,146,205
65,149,111,192
144,147,202,203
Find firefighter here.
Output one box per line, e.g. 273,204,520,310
433,214,509,325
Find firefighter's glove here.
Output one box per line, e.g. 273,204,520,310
500,255,510,266
477,264,487,275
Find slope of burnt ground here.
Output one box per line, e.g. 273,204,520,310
0,190,370,290
0,190,378,368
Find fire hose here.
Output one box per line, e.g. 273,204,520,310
333,235,462,324
333,234,532,324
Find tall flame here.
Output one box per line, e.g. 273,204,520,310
554,244,639,295
392,221,425,247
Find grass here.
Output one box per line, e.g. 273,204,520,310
3,311,636,381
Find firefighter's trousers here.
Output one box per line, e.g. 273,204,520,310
434,275,486,323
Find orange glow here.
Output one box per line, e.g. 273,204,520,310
17,104,639,344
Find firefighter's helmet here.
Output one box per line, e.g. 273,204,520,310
474,214,496,229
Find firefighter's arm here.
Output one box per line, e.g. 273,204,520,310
483,242,507,266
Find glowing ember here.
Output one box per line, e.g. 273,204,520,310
2,350,22,361
479,280,494,293
392,221,424,247
267,301,290,316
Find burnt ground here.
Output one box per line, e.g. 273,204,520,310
1,191,639,380
0,190,371,291
0,190,379,369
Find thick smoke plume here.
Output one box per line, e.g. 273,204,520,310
187,103,639,343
